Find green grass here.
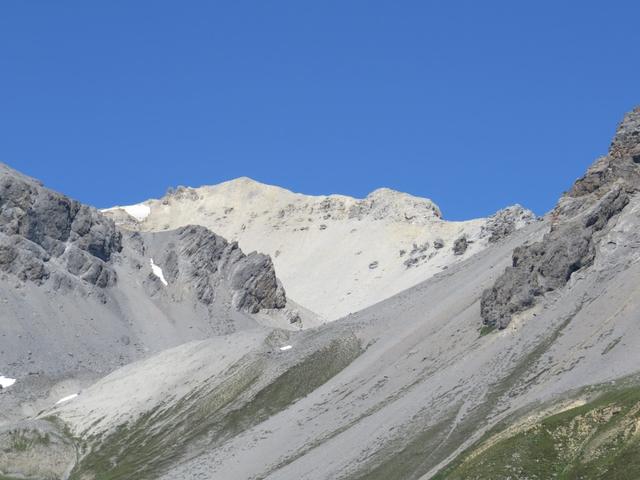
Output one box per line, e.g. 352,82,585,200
69,335,362,480
0,423,70,480
433,386,640,480
2,429,51,453
346,304,589,480
479,324,496,336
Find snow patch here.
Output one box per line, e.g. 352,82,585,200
56,393,79,405
150,258,168,286
103,203,151,221
123,204,151,221
101,203,151,221
279,345,292,351
0,376,16,389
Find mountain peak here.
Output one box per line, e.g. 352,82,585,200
610,105,640,158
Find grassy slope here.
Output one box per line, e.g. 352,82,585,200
433,386,640,480
68,335,362,480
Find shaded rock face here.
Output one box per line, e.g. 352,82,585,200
145,225,286,314
229,250,286,313
0,164,122,287
481,108,640,329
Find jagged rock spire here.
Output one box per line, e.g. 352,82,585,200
610,106,640,159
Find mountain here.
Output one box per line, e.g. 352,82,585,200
2,107,640,480
103,179,535,320
0,163,297,425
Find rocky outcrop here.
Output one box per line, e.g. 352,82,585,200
347,188,442,221
229,249,286,313
0,164,122,287
453,236,469,256
480,205,537,244
481,108,640,329
143,225,286,314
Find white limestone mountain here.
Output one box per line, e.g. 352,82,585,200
104,179,536,320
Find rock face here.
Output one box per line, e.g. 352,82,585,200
143,225,286,314
0,163,286,317
481,108,640,329
0,164,122,287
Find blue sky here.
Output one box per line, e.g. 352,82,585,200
1,1,639,220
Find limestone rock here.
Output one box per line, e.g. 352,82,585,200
0,164,121,287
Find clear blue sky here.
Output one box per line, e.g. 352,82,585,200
1,2,639,220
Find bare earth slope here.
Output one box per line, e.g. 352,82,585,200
104,180,535,320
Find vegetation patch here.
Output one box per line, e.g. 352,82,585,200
346,308,591,480
70,335,362,480
433,385,640,479
479,324,496,336
3,429,51,453
0,420,76,480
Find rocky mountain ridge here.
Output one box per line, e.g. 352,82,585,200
104,176,536,320
0,163,292,427
0,163,286,317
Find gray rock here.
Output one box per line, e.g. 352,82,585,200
481,107,640,329
433,238,445,249
403,257,420,268
481,205,537,244
230,251,286,313
453,236,469,256
0,164,121,287
566,106,640,199
285,309,301,324
143,225,286,314
0,234,49,283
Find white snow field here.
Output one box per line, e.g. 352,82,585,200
104,178,533,320
102,203,151,222
0,376,16,389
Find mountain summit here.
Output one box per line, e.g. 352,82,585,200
104,178,535,319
